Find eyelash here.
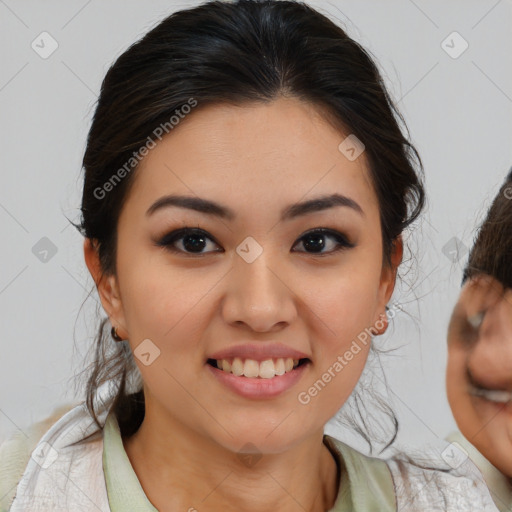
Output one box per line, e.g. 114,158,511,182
155,227,355,257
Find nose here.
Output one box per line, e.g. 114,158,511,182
221,249,297,333
467,292,512,388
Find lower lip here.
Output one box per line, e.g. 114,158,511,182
206,362,309,399
470,393,512,415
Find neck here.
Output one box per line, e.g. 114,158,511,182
122,409,340,512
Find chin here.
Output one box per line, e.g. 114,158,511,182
458,400,512,477
211,423,308,456
476,438,512,478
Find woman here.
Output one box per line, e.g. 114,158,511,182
1,0,498,510
446,168,512,512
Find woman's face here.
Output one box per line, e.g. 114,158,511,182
447,274,512,476
88,97,399,454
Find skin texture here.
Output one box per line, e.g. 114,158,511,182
447,274,512,479
84,97,402,512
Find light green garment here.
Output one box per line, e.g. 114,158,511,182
102,410,396,511
1,404,500,511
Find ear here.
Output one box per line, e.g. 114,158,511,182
372,235,403,333
83,238,129,339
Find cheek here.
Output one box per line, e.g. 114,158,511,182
310,265,381,345
446,344,464,383
314,290,376,356
118,247,215,337
295,275,378,414
446,346,470,414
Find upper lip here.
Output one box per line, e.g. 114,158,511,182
467,367,512,393
208,343,310,362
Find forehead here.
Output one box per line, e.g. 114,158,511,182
126,97,379,222
454,275,512,324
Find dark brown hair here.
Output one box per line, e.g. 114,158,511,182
71,0,425,452
462,167,512,290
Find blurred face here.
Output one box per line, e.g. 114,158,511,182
88,97,399,455
447,274,512,477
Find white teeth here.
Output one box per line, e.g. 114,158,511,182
470,388,512,403
259,359,275,379
274,358,285,376
213,356,305,378
231,357,244,376
243,359,259,378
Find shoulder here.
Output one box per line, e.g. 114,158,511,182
3,401,109,512
0,403,77,511
325,435,397,511
445,430,512,512
325,434,499,512
386,446,500,512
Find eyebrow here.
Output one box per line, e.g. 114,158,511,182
146,193,364,221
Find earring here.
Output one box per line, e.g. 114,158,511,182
111,325,123,342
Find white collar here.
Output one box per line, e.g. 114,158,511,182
10,402,110,512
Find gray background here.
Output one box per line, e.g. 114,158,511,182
1,0,511,457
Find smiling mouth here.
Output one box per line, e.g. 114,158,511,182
469,387,512,404
466,367,512,404
206,357,310,379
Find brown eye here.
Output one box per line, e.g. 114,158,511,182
156,228,222,255
292,228,354,256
